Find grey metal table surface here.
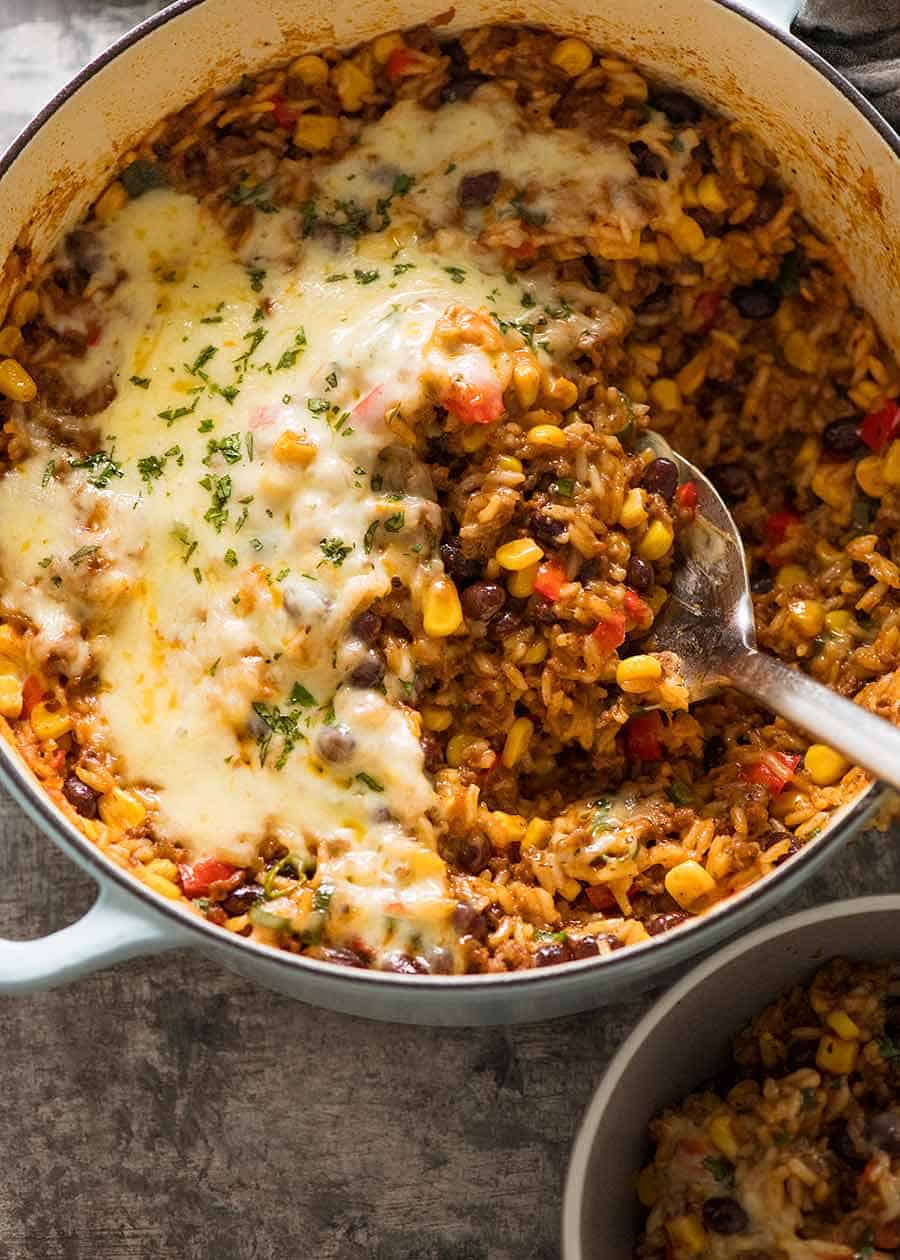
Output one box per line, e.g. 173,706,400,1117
1,5,899,1259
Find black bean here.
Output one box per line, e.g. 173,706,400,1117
569,935,601,960
535,942,572,967
488,607,523,640
703,734,726,770
348,651,385,688
380,952,429,974
758,828,791,851
732,280,780,320
637,283,673,314
316,724,356,762
420,732,443,774
650,89,703,124
702,1197,749,1236
62,774,99,819
452,902,488,941
351,609,382,642
641,457,678,501
626,555,655,593
708,461,753,504
629,141,667,180
750,571,774,595
645,911,688,936
829,1119,867,1168
530,597,557,625
440,538,482,584
868,1110,900,1156
458,170,500,208
441,72,488,103
822,417,864,458
785,1036,818,1069
460,581,506,622
744,185,781,228
222,884,263,916
453,834,491,874
318,946,367,969
530,513,567,548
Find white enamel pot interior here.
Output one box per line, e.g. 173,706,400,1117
562,894,900,1259
0,0,897,1023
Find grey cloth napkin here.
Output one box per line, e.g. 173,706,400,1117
795,0,900,129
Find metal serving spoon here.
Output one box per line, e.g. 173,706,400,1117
642,430,900,791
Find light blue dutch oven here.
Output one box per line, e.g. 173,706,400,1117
0,0,897,1024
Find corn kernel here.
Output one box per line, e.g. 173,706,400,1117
815,539,842,565
99,787,147,830
707,1113,739,1159
0,358,36,402
784,330,818,374
423,576,463,637
825,610,854,634
638,519,674,561
670,214,706,256
508,563,538,598
146,858,178,881
461,425,489,452
619,487,648,529
490,810,527,846
544,376,579,410
616,654,662,693
0,675,22,719
289,53,329,86
30,702,71,741
272,430,316,465
795,435,820,469
826,1009,862,1040
623,375,648,405
638,241,660,266
787,598,825,638
666,1215,707,1255
371,32,404,63
10,290,39,327
446,732,477,768
805,743,850,786
142,870,182,900
522,818,552,850
521,638,548,664
528,424,567,450
816,1034,858,1075
696,173,728,214
226,913,250,932
637,1165,659,1208
775,564,809,589
665,860,716,909
331,60,373,112
94,180,128,223
495,538,544,571
675,351,708,398
551,37,593,77
0,326,24,357
421,705,452,732
502,717,534,768
883,440,900,487
856,454,887,498
409,848,445,879
680,180,699,208
292,113,340,152
771,787,807,820
512,356,541,409
648,377,682,412
497,455,523,474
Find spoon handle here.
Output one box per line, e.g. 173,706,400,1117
726,648,900,791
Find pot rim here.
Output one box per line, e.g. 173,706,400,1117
560,891,900,1260
0,0,896,992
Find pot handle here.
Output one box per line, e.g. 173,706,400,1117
736,0,800,33
0,878,183,993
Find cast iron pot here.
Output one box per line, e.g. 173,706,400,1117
0,0,897,1023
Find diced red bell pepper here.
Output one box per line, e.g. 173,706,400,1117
764,508,801,548
625,711,664,761
178,858,238,898
442,379,504,425
533,560,567,601
586,884,616,911
506,238,538,262
86,324,101,347
694,290,721,332
21,674,45,719
860,399,900,453
385,47,431,79
592,611,626,652
675,480,698,510
741,750,800,795
271,94,299,129
623,588,650,620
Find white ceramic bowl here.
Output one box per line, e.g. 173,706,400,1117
562,894,900,1258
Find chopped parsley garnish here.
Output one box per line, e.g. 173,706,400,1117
158,396,199,426
225,174,278,213
172,524,198,564
193,567,203,584
68,448,124,490
223,548,238,567
130,375,150,389
251,700,306,769
250,537,263,552
202,432,242,466
307,397,329,415
325,370,339,390
288,682,316,708
41,460,55,488
247,266,266,293
198,419,214,433
354,268,380,285
392,262,416,275
666,780,694,806
211,383,240,406
68,545,99,567
443,266,466,284
554,477,574,497
185,345,217,376
383,511,405,532
356,772,384,793
510,194,547,226
199,472,232,532
276,328,307,371
363,521,380,554
878,1035,900,1061
138,444,183,488
312,885,334,913
233,326,268,372
325,273,348,283
319,537,353,566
